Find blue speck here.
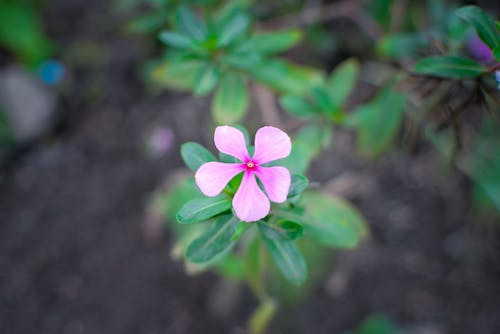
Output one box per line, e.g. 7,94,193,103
39,60,65,85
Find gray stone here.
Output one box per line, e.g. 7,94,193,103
0,66,57,143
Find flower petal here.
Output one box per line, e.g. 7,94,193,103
195,162,243,197
252,126,291,164
214,126,250,162
255,166,291,203
233,171,270,222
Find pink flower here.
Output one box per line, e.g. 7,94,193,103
195,126,292,222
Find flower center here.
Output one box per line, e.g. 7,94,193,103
245,161,256,170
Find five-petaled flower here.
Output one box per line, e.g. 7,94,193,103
195,126,292,222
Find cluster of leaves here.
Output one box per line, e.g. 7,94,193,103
0,0,54,67
414,6,500,79
144,3,321,123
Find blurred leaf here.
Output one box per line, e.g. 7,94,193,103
258,220,303,240
128,11,167,33
294,124,332,158
176,195,232,223
468,121,500,212
0,3,54,67
220,52,263,69
414,56,486,78
376,33,426,59
213,253,246,280
311,86,334,113
176,6,207,40
279,95,318,118
158,31,194,48
217,13,250,46
235,30,302,55
493,46,500,62
328,58,360,108
248,299,277,334
274,144,310,175
194,63,220,95
251,59,323,95
245,235,261,296
186,214,238,262
356,314,404,334
262,234,307,285
302,191,367,248
455,5,500,50
148,59,203,90
346,85,405,158
232,221,251,241
273,124,332,174
180,142,217,172
287,174,309,202
364,0,394,30
159,177,201,224
212,73,248,124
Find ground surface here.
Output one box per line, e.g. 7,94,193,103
1,1,500,333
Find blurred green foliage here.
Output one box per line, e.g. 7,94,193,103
0,0,54,67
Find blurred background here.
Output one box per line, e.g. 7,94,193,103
0,0,499,333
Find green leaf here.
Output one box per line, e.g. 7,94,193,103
0,3,54,67
212,73,249,124
176,195,232,224
272,125,332,174
302,191,367,248
356,314,403,334
294,124,332,158
311,86,334,113
287,174,309,202
327,58,360,108
235,29,302,55
346,85,405,158
220,52,263,69
217,13,250,46
279,95,318,118
493,46,500,62
213,253,246,280
176,6,207,40
414,56,487,78
158,31,194,49
180,142,217,172
364,0,394,30
186,214,238,262
250,59,323,95
262,234,307,285
376,33,426,59
148,59,203,91
248,299,277,334
258,220,303,240
194,64,220,95
455,6,500,50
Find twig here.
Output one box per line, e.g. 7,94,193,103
253,84,282,127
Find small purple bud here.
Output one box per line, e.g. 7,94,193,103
467,35,494,63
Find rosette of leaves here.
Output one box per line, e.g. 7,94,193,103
149,5,321,124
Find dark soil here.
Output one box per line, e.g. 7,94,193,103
1,1,500,333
